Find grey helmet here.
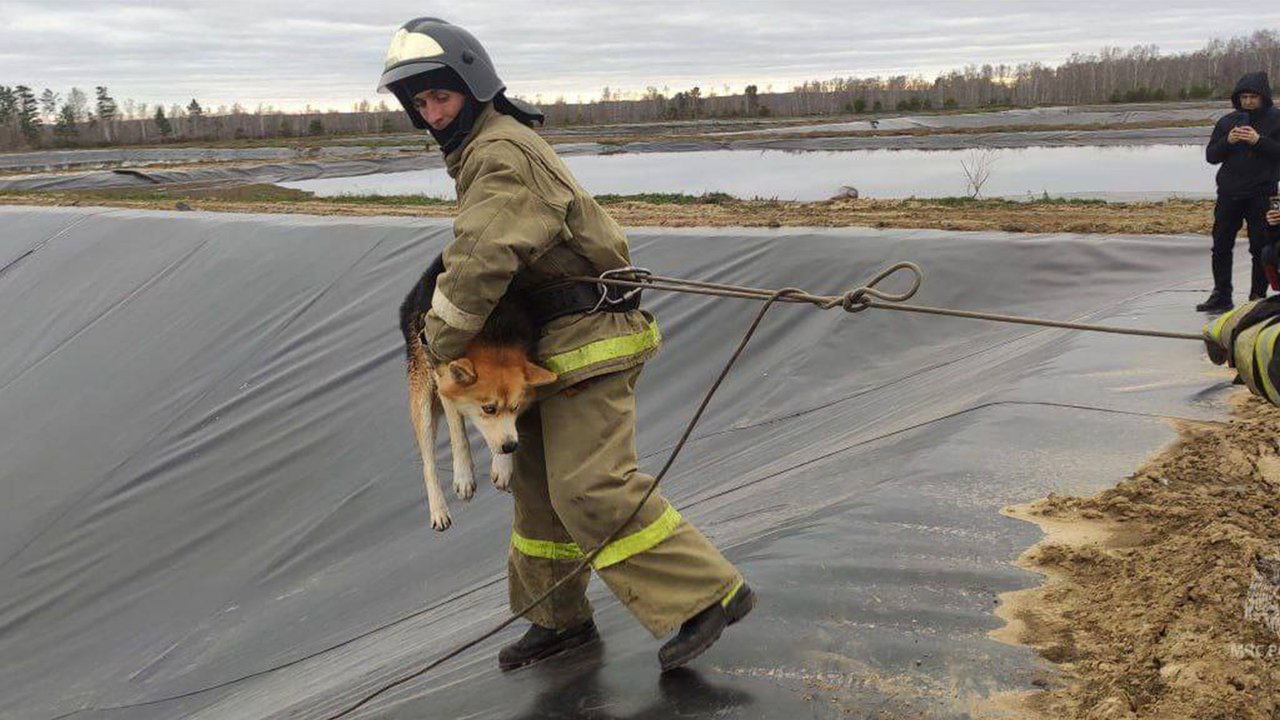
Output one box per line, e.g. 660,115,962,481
377,18,544,129
377,18,503,102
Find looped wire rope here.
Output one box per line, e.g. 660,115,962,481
570,261,1201,342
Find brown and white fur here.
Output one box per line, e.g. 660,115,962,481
399,254,557,531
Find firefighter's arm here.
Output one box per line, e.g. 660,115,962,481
423,148,567,363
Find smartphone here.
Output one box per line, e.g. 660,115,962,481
1272,196,1280,212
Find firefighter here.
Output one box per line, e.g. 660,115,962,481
377,17,754,672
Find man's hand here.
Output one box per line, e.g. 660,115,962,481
1231,126,1261,145
1267,209,1280,227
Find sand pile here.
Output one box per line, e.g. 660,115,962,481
995,394,1280,719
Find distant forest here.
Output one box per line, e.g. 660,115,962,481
2,31,1278,150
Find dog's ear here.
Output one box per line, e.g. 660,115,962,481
448,358,477,386
524,361,558,387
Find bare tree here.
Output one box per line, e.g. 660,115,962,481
67,87,88,123
39,89,59,123
960,148,999,199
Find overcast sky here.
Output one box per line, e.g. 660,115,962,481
2,1,1277,113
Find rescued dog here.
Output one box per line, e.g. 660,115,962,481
400,254,558,531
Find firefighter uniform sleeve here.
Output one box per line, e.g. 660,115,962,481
423,147,568,363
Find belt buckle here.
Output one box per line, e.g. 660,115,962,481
590,266,651,314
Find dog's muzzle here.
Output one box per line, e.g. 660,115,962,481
500,440,519,454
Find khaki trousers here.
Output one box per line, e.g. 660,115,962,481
507,366,741,637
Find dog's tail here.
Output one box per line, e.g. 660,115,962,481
399,253,446,365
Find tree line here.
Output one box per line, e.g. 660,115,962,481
545,31,1280,124
0,86,416,149
2,31,1278,150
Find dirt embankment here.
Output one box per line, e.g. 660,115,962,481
994,393,1280,720
0,191,1218,236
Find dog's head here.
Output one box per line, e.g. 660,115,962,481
434,345,558,455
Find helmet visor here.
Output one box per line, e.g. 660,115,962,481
384,28,445,69
376,28,449,93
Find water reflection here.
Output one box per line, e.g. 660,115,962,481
281,145,1211,201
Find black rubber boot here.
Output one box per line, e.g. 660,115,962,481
658,582,755,672
1196,290,1234,313
498,619,599,671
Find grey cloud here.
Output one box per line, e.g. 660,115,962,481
0,0,1274,111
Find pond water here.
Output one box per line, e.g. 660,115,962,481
280,144,1214,201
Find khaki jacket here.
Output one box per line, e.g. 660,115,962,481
422,104,660,389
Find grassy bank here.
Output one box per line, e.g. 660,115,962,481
0,186,1216,235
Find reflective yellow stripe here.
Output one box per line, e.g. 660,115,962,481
511,503,682,568
543,321,661,376
1205,311,1233,345
721,578,744,607
1236,324,1262,395
591,504,683,570
511,531,584,560
1256,322,1280,405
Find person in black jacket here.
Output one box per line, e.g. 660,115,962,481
1198,72,1280,312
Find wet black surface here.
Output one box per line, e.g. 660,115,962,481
0,209,1233,719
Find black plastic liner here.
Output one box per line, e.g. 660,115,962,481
0,156,443,193
623,125,1209,153
713,103,1223,136
0,145,428,173
0,207,1233,719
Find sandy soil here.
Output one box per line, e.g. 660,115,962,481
993,393,1280,719
0,193,1217,236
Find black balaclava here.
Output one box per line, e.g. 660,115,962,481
398,66,485,155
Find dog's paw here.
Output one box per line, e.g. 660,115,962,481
430,506,452,532
453,474,476,501
490,454,514,493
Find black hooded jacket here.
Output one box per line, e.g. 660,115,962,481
1206,72,1280,198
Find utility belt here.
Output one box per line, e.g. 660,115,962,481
525,276,642,325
